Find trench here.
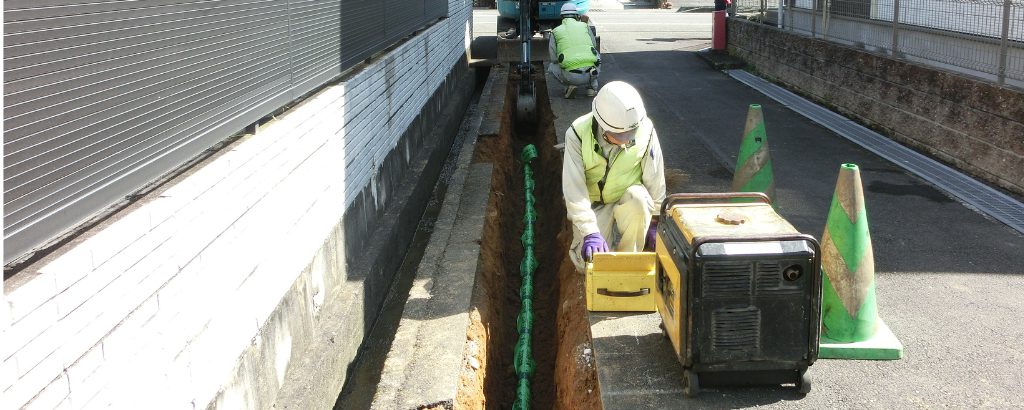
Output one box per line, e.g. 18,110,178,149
333,65,600,409
456,68,601,409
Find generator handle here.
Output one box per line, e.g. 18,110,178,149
659,192,772,220
688,233,823,364
689,233,820,265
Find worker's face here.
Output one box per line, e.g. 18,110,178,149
603,129,637,148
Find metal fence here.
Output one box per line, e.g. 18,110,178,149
732,0,1024,88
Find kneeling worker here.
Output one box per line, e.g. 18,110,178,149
548,3,601,98
562,81,667,272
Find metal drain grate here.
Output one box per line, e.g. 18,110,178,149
727,69,1024,235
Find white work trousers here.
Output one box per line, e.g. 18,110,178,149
547,63,599,90
569,185,654,272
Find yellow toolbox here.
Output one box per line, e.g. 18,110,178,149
585,252,658,312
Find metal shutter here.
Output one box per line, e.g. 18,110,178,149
3,0,447,264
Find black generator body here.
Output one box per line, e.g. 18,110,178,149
654,193,822,397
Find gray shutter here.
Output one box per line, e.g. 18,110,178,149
426,0,449,21
387,0,425,45
289,0,343,96
3,0,447,265
340,0,388,71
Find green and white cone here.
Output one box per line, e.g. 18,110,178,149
731,104,776,203
819,163,902,360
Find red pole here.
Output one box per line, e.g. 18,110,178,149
712,10,727,51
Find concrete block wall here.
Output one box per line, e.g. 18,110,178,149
728,19,1024,196
1,0,474,408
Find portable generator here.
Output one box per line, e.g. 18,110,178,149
654,193,821,396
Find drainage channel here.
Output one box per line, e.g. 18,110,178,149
455,67,600,409
334,68,488,410
727,69,1024,235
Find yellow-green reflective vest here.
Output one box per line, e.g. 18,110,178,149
552,18,598,71
571,113,654,205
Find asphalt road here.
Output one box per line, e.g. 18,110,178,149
473,8,1024,408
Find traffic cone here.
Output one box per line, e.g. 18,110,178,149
818,163,902,360
731,104,776,203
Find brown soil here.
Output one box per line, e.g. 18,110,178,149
456,71,522,410
553,252,601,410
534,78,601,410
455,68,599,410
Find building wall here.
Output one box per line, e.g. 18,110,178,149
2,0,447,266
0,0,475,408
729,18,1024,196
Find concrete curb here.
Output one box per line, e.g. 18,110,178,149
589,312,686,408
478,66,507,138
369,68,502,410
695,48,747,70
272,61,475,410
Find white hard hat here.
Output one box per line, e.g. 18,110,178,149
560,2,579,17
592,81,647,140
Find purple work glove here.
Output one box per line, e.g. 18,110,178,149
644,220,658,252
581,232,610,261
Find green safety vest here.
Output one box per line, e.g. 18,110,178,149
551,18,598,71
571,113,654,205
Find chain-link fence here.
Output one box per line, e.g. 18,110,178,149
732,0,1024,88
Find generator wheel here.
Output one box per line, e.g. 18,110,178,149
798,371,812,394
683,369,700,398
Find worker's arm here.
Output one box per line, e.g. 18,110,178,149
563,127,601,235
642,128,667,216
548,34,558,63
588,25,600,64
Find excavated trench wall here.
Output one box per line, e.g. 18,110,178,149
456,67,600,409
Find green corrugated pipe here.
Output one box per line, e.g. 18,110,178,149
513,144,539,410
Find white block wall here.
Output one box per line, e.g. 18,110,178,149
1,1,472,408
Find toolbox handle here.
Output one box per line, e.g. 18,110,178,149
597,288,651,297
659,192,771,219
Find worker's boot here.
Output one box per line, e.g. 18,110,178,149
586,87,597,97
564,85,577,99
